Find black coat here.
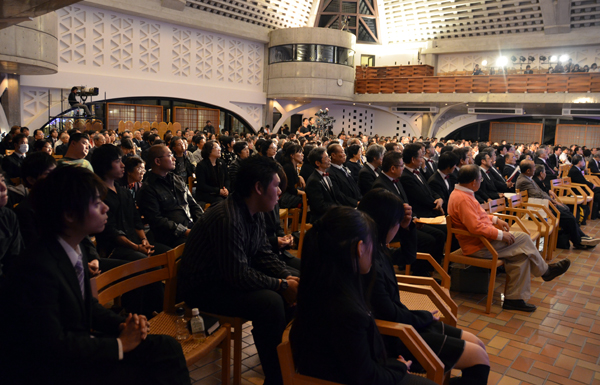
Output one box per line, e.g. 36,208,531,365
372,173,409,203
590,158,600,174
305,170,343,221
326,165,362,207
427,171,456,214
344,160,362,183
195,158,230,204
1,153,24,180
358,164,378,195
399,168,442,218
475,169,501,203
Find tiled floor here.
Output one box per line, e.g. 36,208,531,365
190,221,600,385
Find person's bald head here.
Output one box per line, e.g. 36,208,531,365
520,159,535,176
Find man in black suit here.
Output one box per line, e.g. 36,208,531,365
495,144,509,172
1,133,28,182
305,147,345,221
474,152,503,203
372,151,445,275
589,153,600,174
502,152,520,185
422,142,437,181
203,120,215,134
0,166,190,385
534,148,558,180
357,143,384,195
326,143,361,207
400,143,444,218
548,146,562,172
569,155,600,218
428,151,458,214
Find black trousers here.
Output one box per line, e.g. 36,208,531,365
184,284,294,385
556,204,584,246
413,224,446,275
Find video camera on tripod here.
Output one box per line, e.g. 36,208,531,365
314,108,335,136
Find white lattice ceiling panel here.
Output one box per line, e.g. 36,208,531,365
186,0,314,29
382,0,544,43
571,1,600,28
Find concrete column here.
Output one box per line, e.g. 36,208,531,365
264,99,275,131
1,74,21,128
421,113,432,138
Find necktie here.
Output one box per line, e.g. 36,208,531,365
486,170,491,174
444,175,449,180
412,170,420,175
74,255,85,299
392,179,399,183
322,173,329,177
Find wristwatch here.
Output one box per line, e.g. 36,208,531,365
278,279,288,293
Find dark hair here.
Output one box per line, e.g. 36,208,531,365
67,132,90,147
381,151,402,172
295,207,377,332
474,152,489,166
283,143,302,163
12,133,27,148
123,155,144,174
438,151,459,170
91,144,123,179
440,145,454,155
308,147,327,168
33,139,50,152
21,152,56,188
201,140,218,160
71,86,78,92
32,166,107,236
302,144,315,160
358,189,405,244
457,164,480,184
347,144,361,159
496,144,509,153
233,156,280,199
219,136,234,148
121,138,135,150
384,142,398,153
33,129,44,138
583,149,592,158
572,154,583,165
232,141,248,156
402,143,421,165
452,147,468,161
192,134,206,145
259,139,275,156
533,164,545,178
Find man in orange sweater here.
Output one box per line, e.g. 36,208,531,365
448,165,570,312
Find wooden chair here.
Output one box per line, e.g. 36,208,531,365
278,320,445,385
52,154,63,160
514,190,560,261
486,199,541,247
10,177,21,186
118,120,125,132
5,149,14,156
397,273,458,327
151,121,159,130
173,122,182,132
133,121,141,131
90,247,231,382
503,194,552,257
551,178,585,217
141,121,151,131
563,176,594,219
296,191,312,258
125,121,134,131
188,175,196,194
558,164,571,178
279,208,290,234
444,217,506,314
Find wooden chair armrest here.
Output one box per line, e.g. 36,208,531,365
375,320,445,385
396,275,457,315
396,282,458,326
297,190,306,195
572,182,594,196
407,253,450,289
522,202,559,226
505,207,548,232
493,213,531,235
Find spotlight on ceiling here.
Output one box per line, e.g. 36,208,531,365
496,56,508,67
482,60,488,66
511,56,517,62
519,56,526,62
560,54,569,63
539,55,546,62
528,56,535,62
550,55,557,62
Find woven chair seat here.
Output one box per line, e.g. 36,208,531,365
400,290,448,324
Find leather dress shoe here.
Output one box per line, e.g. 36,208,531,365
573,244,591,250
502,299,536,312
581,237,600,247
542,259,571,282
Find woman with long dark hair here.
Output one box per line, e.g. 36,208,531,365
279,143,304,209
358,189,490,384
194,140,230,204
291,206,434,385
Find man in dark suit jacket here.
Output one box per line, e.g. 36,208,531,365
494,144,508,172
427,152,458,214
326,143,361,207
372,151,445,275
1,133,28,181
357,143,384,195
502,152,520,182
589,153,600,174
569,155,600,218
305,147,345,221
534,149,558,180
0,166,189,385
474,152,503,203
400,143,444,218
548,146,562,172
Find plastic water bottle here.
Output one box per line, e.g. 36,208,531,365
175,307,189,341
189,308,206,343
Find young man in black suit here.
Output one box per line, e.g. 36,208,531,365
548,146,562,172
357,143,384,195
427,151,458,214
400,143,444,218
326,143,361,207
0,166,190,385
373,151,445,275
474,152,503,203
305,147,346,221
1,133,28,182
569,155,600,219
589,153,600,174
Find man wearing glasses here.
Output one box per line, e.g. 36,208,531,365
136,144,204,247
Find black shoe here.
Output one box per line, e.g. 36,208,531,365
496,265,506,275
581,237,600,247
542,259,571,282
573,244,590,250
503,299,537,312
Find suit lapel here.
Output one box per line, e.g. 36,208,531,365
49,239,87,318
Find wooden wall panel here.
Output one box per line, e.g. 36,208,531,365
489,122,542,144
556,124,600,148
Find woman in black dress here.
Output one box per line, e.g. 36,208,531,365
195,140,230,205
279,144,305,209
345,144,363,183
358,189,490,384
291,206,435,385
